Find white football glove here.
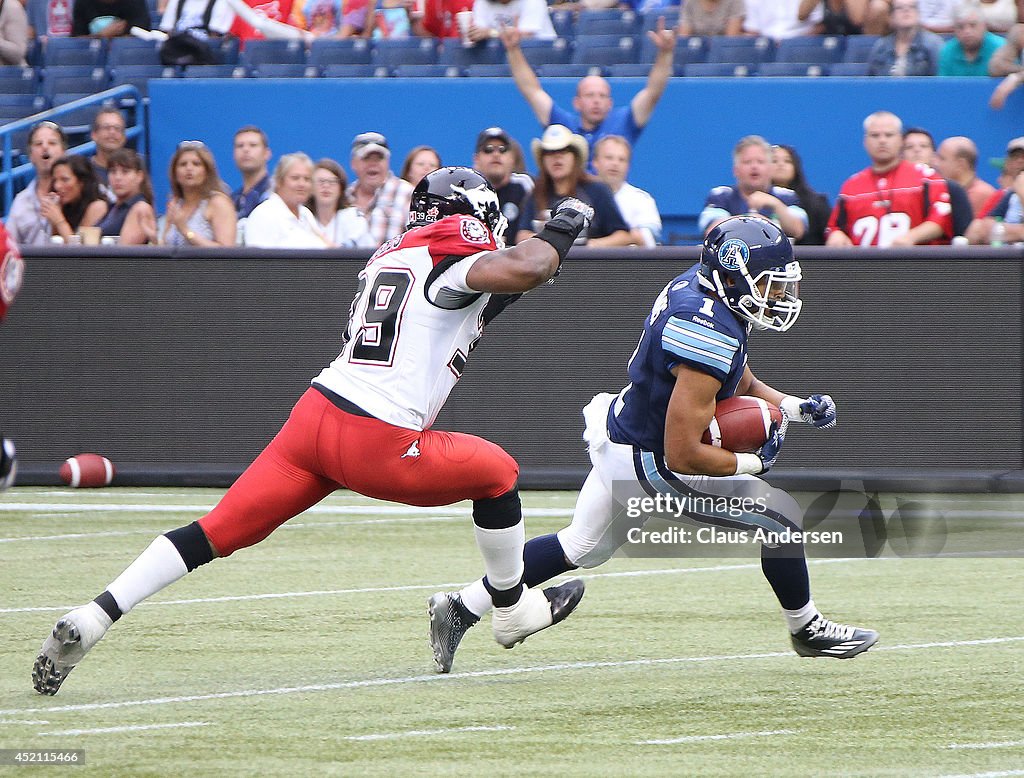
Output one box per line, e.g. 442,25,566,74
781,394,837,429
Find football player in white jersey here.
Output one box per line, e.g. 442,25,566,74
32,167,595,696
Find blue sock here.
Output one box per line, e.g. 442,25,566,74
523,534,575,588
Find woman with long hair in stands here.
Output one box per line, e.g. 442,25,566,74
400,145,441,186
40,155,108,242
160,140,237,247
306,157,375,248
97,148,158,245
770,143,832,246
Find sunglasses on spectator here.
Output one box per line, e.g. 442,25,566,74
481,144,509,154
178,140,207,150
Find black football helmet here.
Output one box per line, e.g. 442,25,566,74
406,166,508,246
698,215,802,332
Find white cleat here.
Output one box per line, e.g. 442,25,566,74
32,602,112,695
492,579,585,649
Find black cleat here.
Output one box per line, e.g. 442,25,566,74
428,592,480,674
790,614,879,659
544,578,585,627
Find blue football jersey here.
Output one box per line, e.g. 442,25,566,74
606,264,749,455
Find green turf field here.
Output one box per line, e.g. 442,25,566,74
1,488,1022,777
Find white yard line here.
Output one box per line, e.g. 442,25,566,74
1,636,1020,717
343,725,514,741
638,729,795,745
37,721,211,736
946,740,1024,750
0,719,49,725
939,771,1024,778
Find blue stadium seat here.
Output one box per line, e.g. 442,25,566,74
371,38,438,67
0,97,48,124
829,61,870,76
41,66,110,100
776,36,844,64
25,38,42,68
683,62,756,77
309,38,372,67
758,62,828,77
463,63,512,77
109,64,178,98
208,37,240,65
641,34,707,64
550,9,575,39
391,64,462,77
572,35,640,66
0,67,39,95
605,63,652,77
43,38,107,68
577,9,640,37
843,35,879,63
437,39,504,67
520,38,572,67
641,7,681,33
706,36,775,65
107,37,163,68
536,63,605,77
321,63,389,78
251,63,318,78
181,64,250,78
240,39,307,67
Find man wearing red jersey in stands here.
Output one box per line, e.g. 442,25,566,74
826,110,953,247
0,221,25,491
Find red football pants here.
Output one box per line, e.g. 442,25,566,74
199,388,519,556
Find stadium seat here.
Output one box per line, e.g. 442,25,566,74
776,36,844,64
251,63,318,78
683,62,757,77
536,63,605,78
25,38,42,68
109,64,178,98
758,62,828,77
577,9,640,37
829,61,870,76
207,37,240,65
0,67,39,95
641,34,707,65
391,64,462,77
240,39,307,68
321,63,388,78
843,35,879,63
706,36,775,65
437,39,504,67
107,38,163,68
641,7,681,33
520,38,572,67
43,38,107,68
40,66,110,100
550,9,575,40
181,64,250,78
605,63,652,77
463,63,512,77
309,38,372,67
371,38,438,67
572,35,641,66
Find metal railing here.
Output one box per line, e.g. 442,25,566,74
0,85,147,214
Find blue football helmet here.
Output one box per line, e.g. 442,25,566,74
406,166,508,247
698,215,802,332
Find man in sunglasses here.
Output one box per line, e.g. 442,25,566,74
472,126,533,245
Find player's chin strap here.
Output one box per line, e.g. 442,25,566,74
533,198,594,278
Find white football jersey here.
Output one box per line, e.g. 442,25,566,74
313,214,497,431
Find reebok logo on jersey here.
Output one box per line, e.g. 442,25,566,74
460,218,490,244
691,316,716,329
401,441,421,458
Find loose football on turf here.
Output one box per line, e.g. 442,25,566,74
702,396,783,453
59,453,115,488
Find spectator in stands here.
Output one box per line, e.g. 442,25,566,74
8,121,68,246
465,0,555,41
306,157,375,248
699,135,808,240
826,111,952,247
414,0,471,39
500,22,676,158
72,0,150,36
160,140,237,247
987,22,1024,107
978,0,1017,32
800,0,892,35
160,0,235,39
0,0,28,64
918,0,957,32
745,0,823,38
677,0,745,37
591,135,662,247
229,0,299,43
346,131,414,245
367,0,412,38
27,0,73,40
89,108,127,187
517,124,633,247
902,126,973,237
245,152,332,249
965,137,1024,240
400,145,441,187
936,135,996,215
96,148,157,244
288,0,344,36
471,126,532,245
939,0,1005,75
967,169,1024,242
867,0,944,75
770,143,831,246
231,125,272,220
42,155,108,241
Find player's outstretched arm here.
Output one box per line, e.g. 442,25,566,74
467,199,593,293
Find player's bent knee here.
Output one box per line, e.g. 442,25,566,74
472,486,521,529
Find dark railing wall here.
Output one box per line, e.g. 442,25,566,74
3,246,1022,491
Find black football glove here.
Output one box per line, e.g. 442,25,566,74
536,197,595,272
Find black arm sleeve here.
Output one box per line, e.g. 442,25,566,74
482,293,523,326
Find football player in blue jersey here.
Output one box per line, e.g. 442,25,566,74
429,215,878,673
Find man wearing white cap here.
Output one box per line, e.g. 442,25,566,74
346,131,415,245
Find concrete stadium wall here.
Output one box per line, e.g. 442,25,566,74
3,245,1022,491
148,77,1023,227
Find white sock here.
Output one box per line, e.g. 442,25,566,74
459,579,492,618
473,521,525,594
106,536,189,614
784,599,818,634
